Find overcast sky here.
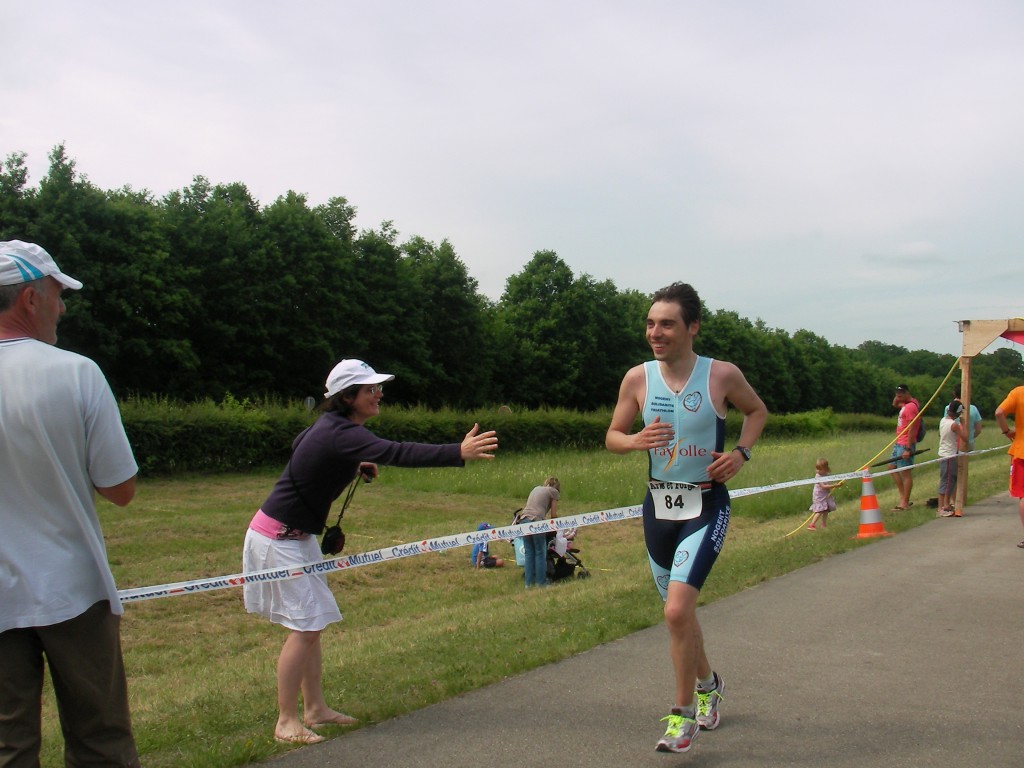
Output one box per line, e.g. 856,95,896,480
3,1,1021,357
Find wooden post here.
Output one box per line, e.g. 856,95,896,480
955,356,971,514
954,318,1023,512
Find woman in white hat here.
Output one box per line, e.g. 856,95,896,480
242,359,498,744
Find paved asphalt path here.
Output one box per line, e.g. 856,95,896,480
253,492,1022,768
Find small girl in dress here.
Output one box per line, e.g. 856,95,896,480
808,457,841,530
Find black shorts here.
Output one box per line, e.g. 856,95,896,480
642,483,730,598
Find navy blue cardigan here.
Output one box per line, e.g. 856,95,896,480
260,411,463,534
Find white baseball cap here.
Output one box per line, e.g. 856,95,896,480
0,240,83,290
324,359,395,397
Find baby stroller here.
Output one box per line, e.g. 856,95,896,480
547,528,589,582
511,510,589,581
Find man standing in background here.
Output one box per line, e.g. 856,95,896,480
0,240,141,767
888,384,920,511
994,384,1024,549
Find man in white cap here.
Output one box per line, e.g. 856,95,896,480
0,240,141,766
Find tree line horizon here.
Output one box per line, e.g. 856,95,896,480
2,145,1020,416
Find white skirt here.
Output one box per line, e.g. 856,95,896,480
242,528,342,632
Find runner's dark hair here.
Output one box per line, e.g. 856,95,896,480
652,282,702,326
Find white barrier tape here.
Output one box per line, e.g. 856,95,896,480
728,467,866,498
743,445,1006,493
117,445,1008,604
860,445,1005,482
117,508,643,604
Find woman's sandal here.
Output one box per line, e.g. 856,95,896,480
304,712,359,727
275,728,325,745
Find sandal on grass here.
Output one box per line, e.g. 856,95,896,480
275,729,324,745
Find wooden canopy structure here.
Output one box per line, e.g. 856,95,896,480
955,318,1024,511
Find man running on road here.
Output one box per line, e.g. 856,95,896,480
607,281,767,754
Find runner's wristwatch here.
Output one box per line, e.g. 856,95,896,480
734,445,751,462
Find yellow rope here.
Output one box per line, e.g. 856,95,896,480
783,358,961,538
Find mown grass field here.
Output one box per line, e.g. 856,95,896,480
38,429,1012,767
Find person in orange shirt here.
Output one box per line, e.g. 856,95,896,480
994,385,1024,548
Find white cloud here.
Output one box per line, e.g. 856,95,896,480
2,0,1021,356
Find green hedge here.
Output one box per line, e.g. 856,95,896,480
121,396,310,475
120,399,891,476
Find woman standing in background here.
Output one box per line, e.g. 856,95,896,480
517,477,560,587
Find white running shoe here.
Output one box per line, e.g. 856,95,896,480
695,672,725,730
656,709,700,753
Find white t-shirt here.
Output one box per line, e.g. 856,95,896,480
0,338,138,631
937,415,959,459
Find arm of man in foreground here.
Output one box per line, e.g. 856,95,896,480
96,476,137,507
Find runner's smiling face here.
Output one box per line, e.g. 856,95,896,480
646,300,699,361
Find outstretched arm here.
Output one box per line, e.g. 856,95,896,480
461,423,499,461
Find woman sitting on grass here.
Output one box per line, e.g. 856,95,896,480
242,359,498,745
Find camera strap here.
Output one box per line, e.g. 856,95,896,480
328,477,360,530
320,476,360,555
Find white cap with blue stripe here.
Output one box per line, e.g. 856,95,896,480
324,359,395,397
0,240,83,290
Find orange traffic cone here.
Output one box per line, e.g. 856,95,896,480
855,475,893,539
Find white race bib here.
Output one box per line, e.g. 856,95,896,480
649,481,704,521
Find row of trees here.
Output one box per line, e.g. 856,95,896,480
2,146,1020,415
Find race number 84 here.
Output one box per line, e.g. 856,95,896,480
664,494,689,510
649,481,703,522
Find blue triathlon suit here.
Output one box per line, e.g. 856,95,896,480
641,357,730,599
